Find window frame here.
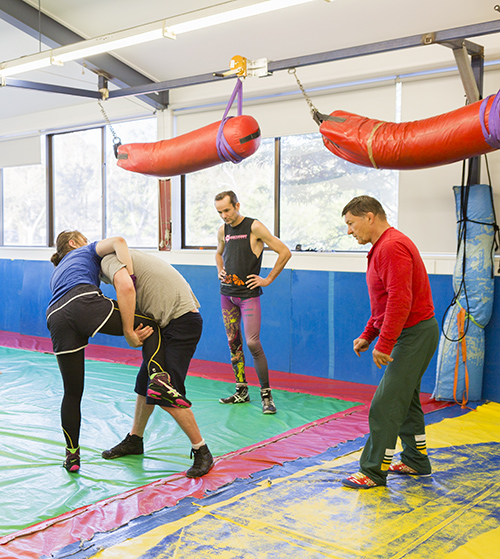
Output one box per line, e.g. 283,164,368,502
45,117,158,249
181,133,399,252
0,124,398,251
180,137,281,250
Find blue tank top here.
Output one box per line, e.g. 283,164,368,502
220,217,263,298
48,242,102,307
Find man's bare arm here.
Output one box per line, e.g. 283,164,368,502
246,221,291,289
113,268,153,347
215,225,227,280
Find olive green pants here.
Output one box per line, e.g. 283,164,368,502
360,317,439,485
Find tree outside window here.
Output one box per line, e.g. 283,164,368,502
53,128,102,240
105,118,158,247
183,133,398,251
3,142,46,246
51,117,158,247
280,133,398,251
183,137,275,247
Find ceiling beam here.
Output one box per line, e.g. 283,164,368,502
4,78,102,98
2,9,500,104
268,20,500,73
108,18,500,99
0,0,168,109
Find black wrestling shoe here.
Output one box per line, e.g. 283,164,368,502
186,444,214,478
261,388,277,414
102,433,144,459
64,447,80,472
219,383,250,404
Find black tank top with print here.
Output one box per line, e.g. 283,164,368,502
220,217,263,298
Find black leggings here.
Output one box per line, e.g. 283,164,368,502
56,306,157,449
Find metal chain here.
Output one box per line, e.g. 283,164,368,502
98,101,121,145
288,68,319,118
98,101,122,156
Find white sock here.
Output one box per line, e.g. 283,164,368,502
192,439,205,450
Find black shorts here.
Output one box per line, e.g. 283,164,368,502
46,284,115,355
136,311,203,406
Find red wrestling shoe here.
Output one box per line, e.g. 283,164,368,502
341,472,381,489
388,460,431,477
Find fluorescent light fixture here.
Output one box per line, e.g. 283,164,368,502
169,0,316,34
54,22,175,64
0,0,321,78
0,21,174,78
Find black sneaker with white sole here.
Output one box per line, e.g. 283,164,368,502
186,444,214,478
102,433,144,459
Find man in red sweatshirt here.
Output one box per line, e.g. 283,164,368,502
341,195,439,489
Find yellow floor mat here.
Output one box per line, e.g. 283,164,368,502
89,402,500,559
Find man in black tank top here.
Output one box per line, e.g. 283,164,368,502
214,190,291,414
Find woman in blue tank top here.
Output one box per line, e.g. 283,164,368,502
46,231,153,472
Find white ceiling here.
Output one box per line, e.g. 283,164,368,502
1,0,500,122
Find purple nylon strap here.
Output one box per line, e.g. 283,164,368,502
480,90,500,149
216,79,244,164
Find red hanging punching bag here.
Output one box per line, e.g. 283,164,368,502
319,94,498,170
117,115,261,177
116,79,261,177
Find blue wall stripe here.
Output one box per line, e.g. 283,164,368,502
1,258,499,401
328,271,335,379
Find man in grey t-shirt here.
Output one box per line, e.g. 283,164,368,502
100,249,213,478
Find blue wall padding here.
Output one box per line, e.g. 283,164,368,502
290,270,330,378
6,255,500,398
433,185,496,402
20,260,55,337
332,271,377,385
0,258,25,333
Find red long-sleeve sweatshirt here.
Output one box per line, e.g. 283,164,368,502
360,227,435,355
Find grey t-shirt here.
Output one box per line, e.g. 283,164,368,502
101,249,199,328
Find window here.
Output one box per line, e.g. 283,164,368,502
3,141,47,246
182,133,398,251
280,133,398,251
1,117,158,248
53,128,103,240
183,137,275,247
0,124,398,250
105,119,158,246
50,117,157,246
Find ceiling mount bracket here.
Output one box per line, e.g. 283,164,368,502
436,39,483,104
421,32,436,45
247,57,271,78
213,55,248,78
213,56,270,78
98,75,110,101
451,44,482,103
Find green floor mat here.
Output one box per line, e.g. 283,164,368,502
0,346,361,536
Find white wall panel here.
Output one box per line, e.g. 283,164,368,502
175,83,398,138
0,135,41,167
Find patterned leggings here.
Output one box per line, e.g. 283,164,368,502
220,294,269,389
